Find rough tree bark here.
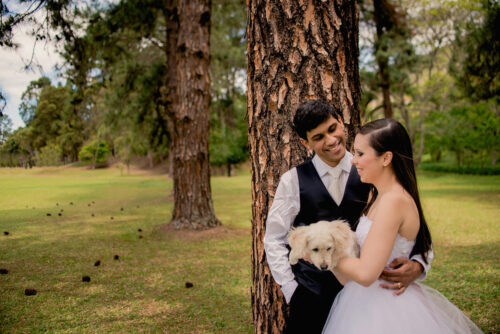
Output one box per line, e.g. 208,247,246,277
164,0,221,230
247,0,361,332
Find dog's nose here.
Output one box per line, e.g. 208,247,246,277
320,264,328,271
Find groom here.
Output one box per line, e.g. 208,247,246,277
264,100,432,334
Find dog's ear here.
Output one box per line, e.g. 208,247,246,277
327,220,354,266
288,226,309,264
328,220,351,245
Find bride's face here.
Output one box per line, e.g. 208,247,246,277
352,134,386,183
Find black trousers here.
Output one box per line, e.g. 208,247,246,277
284,284,336,334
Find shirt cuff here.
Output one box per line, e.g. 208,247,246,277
281,280,298,304
411,258,427,281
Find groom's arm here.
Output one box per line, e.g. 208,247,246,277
411,248,434,280
264,169,300,304
379,248,434,295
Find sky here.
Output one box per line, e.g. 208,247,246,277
0,12,64,130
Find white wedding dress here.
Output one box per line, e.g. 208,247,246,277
322,215,483,334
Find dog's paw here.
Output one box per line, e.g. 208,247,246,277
289,253,299,265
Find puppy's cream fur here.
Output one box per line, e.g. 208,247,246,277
288,220,359,271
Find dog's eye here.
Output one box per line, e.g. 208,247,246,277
327,247,332,251
312,248,319,252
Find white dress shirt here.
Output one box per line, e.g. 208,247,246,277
263,151,433,303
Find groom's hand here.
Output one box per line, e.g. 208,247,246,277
379,257,424,296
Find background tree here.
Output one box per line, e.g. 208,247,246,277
209,0,248,176
29,83,70,153
451,0,500,103
36,143,62,166
78,140,111,169
0,126,35,167
450,0,499,165
19,76,52,125
209,93,248,176
402,0,471,164
0,112,12,145
18,77,77,163
247,0,361,331
0,91,6,115
372,0,408,118
162,0,221,229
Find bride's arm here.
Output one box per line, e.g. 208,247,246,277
332,269,349,286
335,194,404,287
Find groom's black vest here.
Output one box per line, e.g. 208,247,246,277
291,159,370,300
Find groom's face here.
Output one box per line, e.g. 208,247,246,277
300,115,346,167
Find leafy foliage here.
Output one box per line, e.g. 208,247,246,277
451,0,500,102
419,162,500,175
36,143,62,166
78,140,110,168
426,101,499,167
210,93,248,175
209,0,248,173
0,112,12,145
19,77,51,125
0,126,35,167
359,0,498,167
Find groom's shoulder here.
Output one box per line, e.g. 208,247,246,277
280,166,297,181
278,164,304,186
284,159,313,175
277,160,314,187
293,158,316,173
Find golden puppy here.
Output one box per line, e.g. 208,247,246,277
288,220,359,271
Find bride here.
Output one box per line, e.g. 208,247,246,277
322,118,482,334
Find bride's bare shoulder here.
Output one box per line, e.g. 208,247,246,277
377,189,417,219
378,190,408,207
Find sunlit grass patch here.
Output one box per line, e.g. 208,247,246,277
0,166,252,333
419,171,500,332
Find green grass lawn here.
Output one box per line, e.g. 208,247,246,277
418,171,500,333
0,166,498,333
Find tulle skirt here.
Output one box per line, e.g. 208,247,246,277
322,280,483,334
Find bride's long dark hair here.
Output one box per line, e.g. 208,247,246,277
359,118,432,263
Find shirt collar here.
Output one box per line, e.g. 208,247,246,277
312,151,352,177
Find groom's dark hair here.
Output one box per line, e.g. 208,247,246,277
293,100,344,140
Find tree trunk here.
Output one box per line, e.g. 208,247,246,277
92,149,97,170
373,0,393,119
378,59,393,118
373,0,403,119
415,109,426,166
147,149,154,169
164,0,221,230
398,82,412,140
247,1,361,332
456,151,463,168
